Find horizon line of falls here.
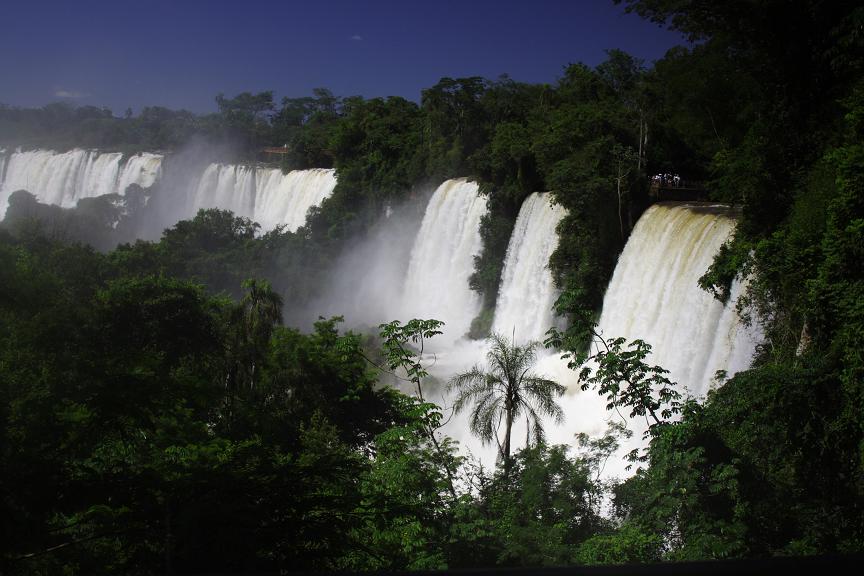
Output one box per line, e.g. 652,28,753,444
0,148,761,473
188,164,336,232
0,148,163,216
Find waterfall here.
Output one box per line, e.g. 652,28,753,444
189,163,258,220
401,179,488,348
188,164,336,233
540,202,762,479
595,202,759,395
116,152,163,194
0,149,335,235
1,150,761,475
0,148,163,216
428,191,565,467
492,192,566,343
252,168,337,232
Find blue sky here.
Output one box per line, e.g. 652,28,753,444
1,0,685,114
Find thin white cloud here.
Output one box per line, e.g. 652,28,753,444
54,89,88,99
350,34,363,41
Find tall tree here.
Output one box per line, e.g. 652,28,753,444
448,333,565,465
378,318,459,498
224,279,283,430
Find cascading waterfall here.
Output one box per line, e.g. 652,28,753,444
189,163,257,220
188,163,336,233
492,192,566,343
547,202,762,478
253,168,336,232
432,191,567,464
116,152,163,194
470,191,571,463
0,148,163,216
0,148,335,235
401,179,488,348
595,202,759,395
445,200,761,476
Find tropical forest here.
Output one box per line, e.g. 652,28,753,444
0,0,862,573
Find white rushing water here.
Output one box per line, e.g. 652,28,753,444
0,148,336,234
492,192,566,343
543,202,762,478
0,148,163,216
401,178,488,348
595,202,759,395
188,164,336,232
189,163,257,220
1,150,760,476
434,191,568,467
441,201,761,477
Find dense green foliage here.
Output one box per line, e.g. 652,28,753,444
553,0,864,561
0,230,419,573
0,227,617,573
2,0,864,571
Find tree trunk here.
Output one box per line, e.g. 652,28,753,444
503,402,514,466
617,173,624,241
164,500,173,575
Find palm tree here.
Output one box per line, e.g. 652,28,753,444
224,279,284,432
238,279,283,388
240,278,283,348
448,332,565,464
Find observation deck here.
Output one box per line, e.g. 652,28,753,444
649,178,708,201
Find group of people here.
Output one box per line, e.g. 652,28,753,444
652,173,681,187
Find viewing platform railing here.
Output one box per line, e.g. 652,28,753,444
649,179,708,201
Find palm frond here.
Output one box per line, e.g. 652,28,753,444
450,366,497,414
523,403,547,447
469,393,503,444
523,376,566,424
